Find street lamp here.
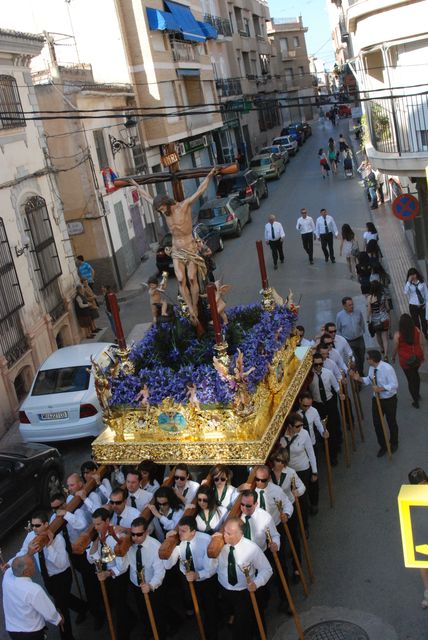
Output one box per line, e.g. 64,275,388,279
109,115,138,156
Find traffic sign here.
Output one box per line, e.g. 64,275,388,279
391,194,419,221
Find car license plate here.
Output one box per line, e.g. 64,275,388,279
39,411,68,420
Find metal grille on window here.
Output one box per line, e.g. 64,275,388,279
0,219,28,366
24,196,62,290
0,75,25,129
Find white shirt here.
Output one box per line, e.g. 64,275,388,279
254,482,293,526
66,493,99,527
217,537,273,591
165,531,218,581
361,361,398,399
332,333,354,364
328,346,348,372
240,506,280,551
3,569,61,632
280,429,317,474
62,507,88,544
297,406,325,445
296,216,315,235
315,214,338,238
363,231,379,246
110,505,141,529
87,534,127,577
127,487,152,512
141,479,160,495
309,366,340,403
271,466,306,503
125,537,165,589
152,507,185,542
95,479,113,504
404,280,428,306
11,531,70,577
195,506,227,534
264,220,285,241
171,479,200,505
214,484,237,509
299,337,315,347
322,356,342,382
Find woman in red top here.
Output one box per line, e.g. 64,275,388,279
392,313,425,408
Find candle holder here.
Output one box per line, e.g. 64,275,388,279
214,340,230,368
260,287,276,312
116,346,135,376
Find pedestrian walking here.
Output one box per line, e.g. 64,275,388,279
335,296,366,375
315,208,338,263
366,168,379,209
392,313,424,408
373,169,385,203
327,138,337,175
76,255,95,290
264,214,285,270
356,252,372,295
367,281,391,360
318,148,330,179
363,222,379,248
296,208,315,264
340,223,359,278
338,134,349,159
101,284,116,336
366,238,382,265
351,349,399,457
404,268,428,339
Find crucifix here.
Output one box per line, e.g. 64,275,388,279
113,144,237,326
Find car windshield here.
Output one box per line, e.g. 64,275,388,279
199,207,226,219
217,177,246,196
32,366,90,396
250,158,271,167
260,147,278,154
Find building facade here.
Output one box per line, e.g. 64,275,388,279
0,29,78,434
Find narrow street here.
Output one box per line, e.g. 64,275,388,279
2,119,427,639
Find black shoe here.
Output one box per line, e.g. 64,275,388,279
75,611,87,625
391,443,398,453
274,264,278,270
412,401,420,408
331,258,336,263
310,260,314,264
325,257,329,262
280,260,284,264
377,447,387,458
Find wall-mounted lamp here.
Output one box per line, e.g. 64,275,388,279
14,235,30,257
109,115,138,156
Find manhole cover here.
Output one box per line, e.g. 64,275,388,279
304,620,370,639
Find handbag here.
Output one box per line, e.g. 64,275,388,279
368,321,376,337
351,240,360,258
405,344,420,367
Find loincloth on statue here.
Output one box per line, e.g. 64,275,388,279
171,246,207,283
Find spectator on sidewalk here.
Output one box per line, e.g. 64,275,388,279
351,349,399,458
404,268,428,339
367,281,391,361
76,255,95,290
373,169,385,204
340,223,358,279
356,252,372,296
81,278,101,334
101,284,116,335
363,222,379,249
74,285,95,339
392,313,425,408
336,296,366,375
264,214,285,270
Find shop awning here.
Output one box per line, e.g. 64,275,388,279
176,68,201,77
164,0,206,42
146,8,180,32
197,21,218,39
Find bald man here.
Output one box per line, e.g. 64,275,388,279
3,556,62,639
264,214,285,270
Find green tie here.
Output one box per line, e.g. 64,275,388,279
185,541,194,572
227,546,238,586
242,515,251,540
259,490,266,510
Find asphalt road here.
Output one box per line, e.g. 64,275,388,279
2,119,428,639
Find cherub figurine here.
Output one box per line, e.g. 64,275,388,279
135,384,150,407
145,274,170,324
186,382,200,409
214,280,232,324
214,349,255,416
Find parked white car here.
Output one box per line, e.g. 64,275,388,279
272,135,299,156
19,343,116,443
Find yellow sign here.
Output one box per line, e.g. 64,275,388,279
398,485,428,567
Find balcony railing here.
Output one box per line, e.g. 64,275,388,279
204,14,232,37
215,78,243,97
366,94,428,155
170,39,201,63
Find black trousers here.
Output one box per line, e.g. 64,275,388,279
220,584,268,640
131,583,166,640
348,336,366,376
295,469,311,530
69,553,103,620
45,567,83,640
371,395,398,448
409,304,427,337
192,576,219,640
269,239,284,266
105,572,134,640
313,397,340,462
301,233,313,261
403,366,421,403
8,632,46,640
319,232,335,260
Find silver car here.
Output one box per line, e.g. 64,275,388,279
272,135,299,156
198,196,251,237
249,153,285,180
259,145,289,166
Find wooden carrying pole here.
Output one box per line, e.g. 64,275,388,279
139,569,160,640
338,380,351,467
241,567,267,640
188,579,206,640
343,378,356,451
323,433,335,509
266,529,305,640
349,373,365,442
95,562,117,640
282,522,309,596
291,478,314,582
374,391,392,461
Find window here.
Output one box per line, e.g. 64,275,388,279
229,12,234,32
421,130,428,149
0,76,25,129
293,36,300,48
243,18,250,37
299,66,305,77
93,129,109,169
242,52,252,77
24,196,62,289
280,38,288,54
234,7,244,33
252,15,261,37
32,366,90,396
259,54,270,75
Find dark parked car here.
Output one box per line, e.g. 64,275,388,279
198,196,251,237
0,442,64,539
156,224,223,274
216,169,268,209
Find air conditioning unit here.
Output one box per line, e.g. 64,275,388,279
176,142,186,156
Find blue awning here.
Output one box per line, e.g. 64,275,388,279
146,8,180,32
176,68,201,77
164,0,206,42
197,21,218,39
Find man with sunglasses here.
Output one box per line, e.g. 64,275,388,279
108,488,140,530
319,333,348,373
324,322,354,365
4,510,76,640
149,487,185,542
170,464,200,506
239,490,280,553
317,343,343,382
125,470,152,512
165,516,218,640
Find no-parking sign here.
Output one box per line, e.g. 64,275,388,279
391,194,420,221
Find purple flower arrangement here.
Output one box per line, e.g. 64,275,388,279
108,303,296,408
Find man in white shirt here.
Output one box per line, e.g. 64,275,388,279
165,515,218,640
239,490,280,552
108,488,140,529
320,332,348,372
216,517,272,638
324,322,354,365
315,208,339,263
171,464,200,505
126,470,152,512
296,207,315,264
3,556,62,639
296,325,315,347
264,214,285,270
351,349,399,457
318,343,343,382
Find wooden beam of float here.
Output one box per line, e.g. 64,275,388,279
91,345,312,466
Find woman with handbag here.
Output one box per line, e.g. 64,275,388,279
392,313,425,408
340,223,359,279
367,280,390,360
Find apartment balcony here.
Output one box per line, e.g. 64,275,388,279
170,39,201,63
203,14,232,37
215,78,243,98
365,94,428,177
